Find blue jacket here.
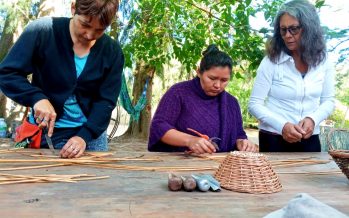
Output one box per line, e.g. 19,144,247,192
0,17,124,142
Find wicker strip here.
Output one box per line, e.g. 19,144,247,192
327,128,349,180
214,151,282,194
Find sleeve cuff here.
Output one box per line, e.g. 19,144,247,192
76,127,93,144
275,120,288,134
29,93,48,107
306,115,319,127
148,121,174,150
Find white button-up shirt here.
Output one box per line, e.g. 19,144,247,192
248,52,335,135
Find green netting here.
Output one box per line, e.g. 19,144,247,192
15,139,30,148
119,73,148,122
327,128,349,150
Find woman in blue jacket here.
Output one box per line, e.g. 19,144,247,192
0,0,124,158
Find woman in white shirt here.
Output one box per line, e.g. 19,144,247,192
248,0,335,152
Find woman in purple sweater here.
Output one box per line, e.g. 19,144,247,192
148,45,257,154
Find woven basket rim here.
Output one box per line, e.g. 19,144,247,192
328,150,349,158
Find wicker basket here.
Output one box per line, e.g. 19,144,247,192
327,128,349,180
214,151,282,194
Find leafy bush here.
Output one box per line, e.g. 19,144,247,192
327,108,349,129
225,76,258,129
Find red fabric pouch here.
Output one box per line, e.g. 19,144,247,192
14,108,42,149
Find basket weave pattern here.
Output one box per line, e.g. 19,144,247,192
214,151,282,194
327,128,349,180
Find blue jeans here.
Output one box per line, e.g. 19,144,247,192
54,131,108,151
41,128,108,151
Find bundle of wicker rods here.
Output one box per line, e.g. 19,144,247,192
0,173,109,185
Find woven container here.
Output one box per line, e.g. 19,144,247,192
214,151,282,194
327,128,349,180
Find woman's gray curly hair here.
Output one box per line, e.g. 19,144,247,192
266,0,326,68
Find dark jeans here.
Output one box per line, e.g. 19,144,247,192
259,130,321,152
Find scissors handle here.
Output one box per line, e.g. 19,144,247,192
187,128,209,140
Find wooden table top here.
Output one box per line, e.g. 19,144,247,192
0,149,348,218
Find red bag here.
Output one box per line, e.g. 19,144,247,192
14,108,42,149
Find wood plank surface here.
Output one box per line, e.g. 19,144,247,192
0,149,348,218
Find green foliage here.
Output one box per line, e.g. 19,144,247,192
328,109,349,129
122,0,281,82
225,76,257,129
257,0,285,24
315,0,326,8
1,0,40,34
335,69,349,106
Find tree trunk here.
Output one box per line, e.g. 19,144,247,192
0,14,16,119
0,16,15,62
123,61,155,139
0,94,7,119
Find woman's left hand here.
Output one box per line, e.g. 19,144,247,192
236,139,258,152
60,136,86,158
298,117,315,139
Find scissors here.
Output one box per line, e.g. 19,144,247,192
187,128,220,151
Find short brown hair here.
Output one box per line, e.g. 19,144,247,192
75,0,119,27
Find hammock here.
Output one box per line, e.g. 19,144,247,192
108,74,148,141
119,73,148,122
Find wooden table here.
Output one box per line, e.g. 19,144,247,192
0,150,348,218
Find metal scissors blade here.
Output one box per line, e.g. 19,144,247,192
187,128,220,151
209,138,221,151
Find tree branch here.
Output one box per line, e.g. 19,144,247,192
329,38,349,52
13,4,30,21
184,0,235,29
183,0,260,33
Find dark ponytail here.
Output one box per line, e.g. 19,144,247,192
199,44,232,75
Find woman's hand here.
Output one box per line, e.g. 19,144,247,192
282,122,306,143
33,99,57,137
187,137,217,154
236,139,258,152
298,117,315,139
60,136,86,158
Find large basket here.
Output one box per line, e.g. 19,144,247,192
327,128,349,180
214,151,282,194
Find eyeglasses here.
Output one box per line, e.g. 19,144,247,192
280,25,302,36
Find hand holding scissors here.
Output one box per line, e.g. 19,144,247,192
186,128,220,154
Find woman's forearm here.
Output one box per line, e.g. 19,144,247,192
161,129,197,148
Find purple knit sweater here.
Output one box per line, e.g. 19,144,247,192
148,77,247,152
